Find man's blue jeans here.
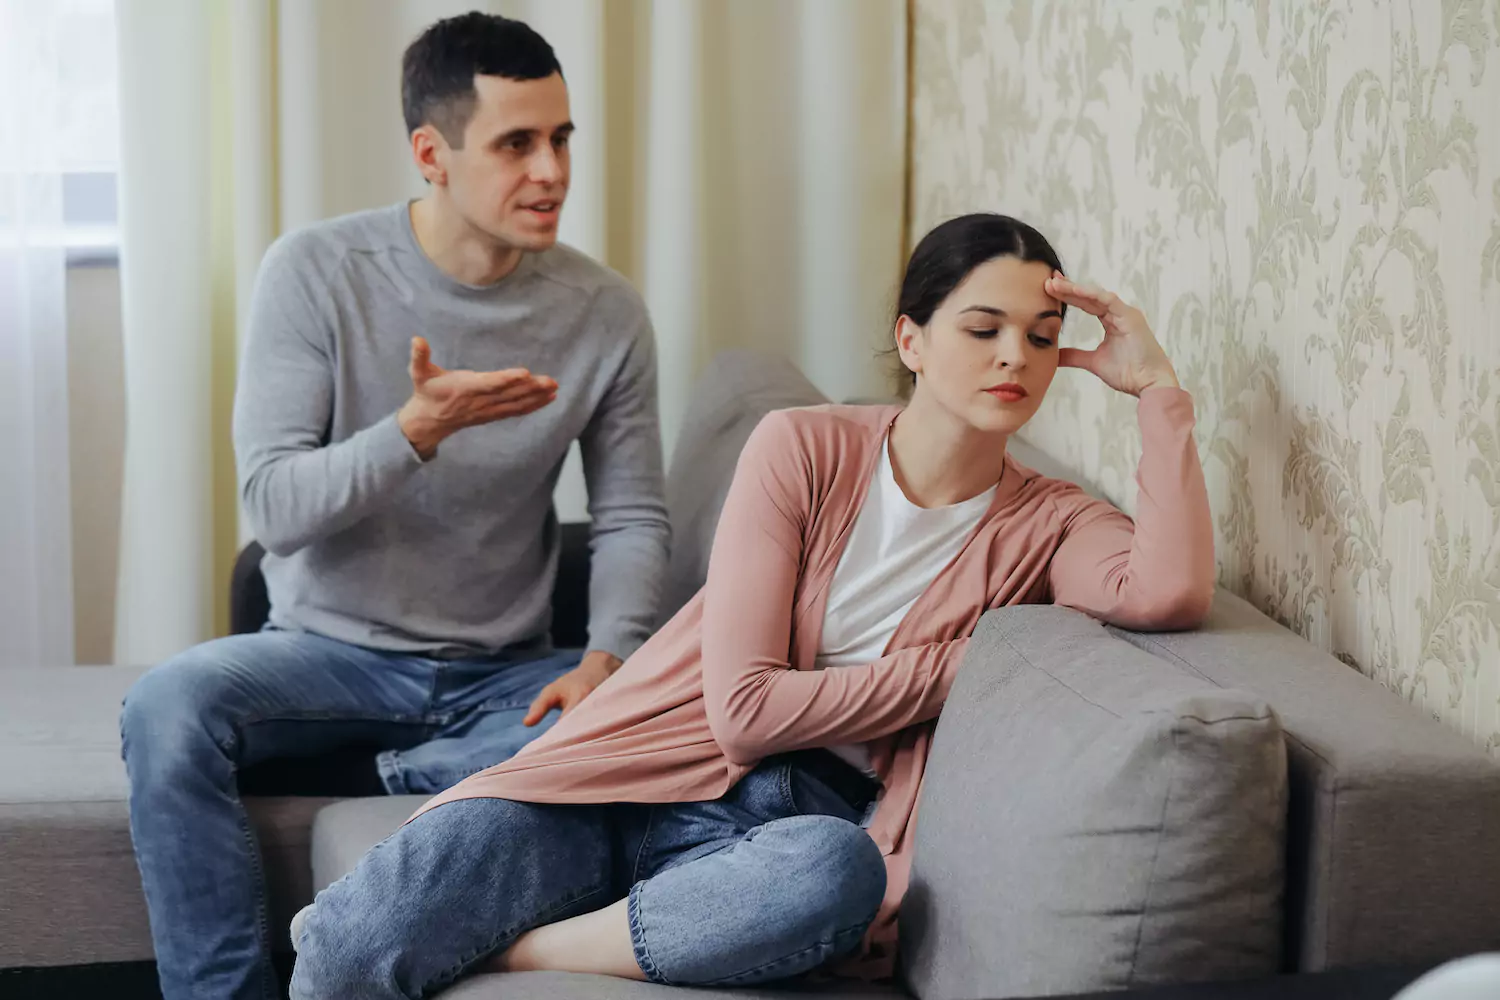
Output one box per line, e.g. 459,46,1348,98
120,627,581,1000
290,756,888,999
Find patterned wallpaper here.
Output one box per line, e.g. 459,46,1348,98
910,0,1500,750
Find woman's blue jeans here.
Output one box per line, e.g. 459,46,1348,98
289,756,888,999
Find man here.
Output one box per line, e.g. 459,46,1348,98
120,13,669,1000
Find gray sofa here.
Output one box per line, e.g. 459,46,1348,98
3,351,1499,999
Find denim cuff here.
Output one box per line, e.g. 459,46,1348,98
626,880,674,986
374,749,409,794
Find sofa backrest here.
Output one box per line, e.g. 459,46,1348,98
658,350,828,623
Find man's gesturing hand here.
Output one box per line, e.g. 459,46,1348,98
397,337,558,459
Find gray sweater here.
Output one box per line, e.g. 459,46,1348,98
232,203,669,660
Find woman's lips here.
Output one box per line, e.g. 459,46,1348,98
984,385,1028,403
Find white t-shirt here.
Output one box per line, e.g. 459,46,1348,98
816,435,997,776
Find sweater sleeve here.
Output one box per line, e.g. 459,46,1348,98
577,287,671,661
233,235,424,557
700,412,968,766
1045,386,1216,631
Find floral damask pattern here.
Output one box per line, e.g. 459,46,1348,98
912,0,1500,750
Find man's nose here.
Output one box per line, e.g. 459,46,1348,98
530,146,564,184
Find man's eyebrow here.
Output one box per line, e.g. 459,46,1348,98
492,127,536,145
490,121,574,145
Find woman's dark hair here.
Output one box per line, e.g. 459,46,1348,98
888,213,1066,389
402,13,562,146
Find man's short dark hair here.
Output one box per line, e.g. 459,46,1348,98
402,12,562,148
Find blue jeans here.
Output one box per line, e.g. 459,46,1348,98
120,628,581,1000
289,756,888,999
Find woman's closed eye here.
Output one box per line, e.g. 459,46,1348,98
967,327,1055,348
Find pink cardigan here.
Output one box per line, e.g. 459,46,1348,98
413,388,1215,978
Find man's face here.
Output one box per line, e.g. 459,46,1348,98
435,72,572,253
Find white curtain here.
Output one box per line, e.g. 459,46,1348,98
0,1,79,667
111,0,905,663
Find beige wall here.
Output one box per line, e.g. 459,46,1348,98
66,265,124,664
911,0,1500,750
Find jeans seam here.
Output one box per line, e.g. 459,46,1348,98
474,697,536,711
227,758,277,1000
239,709,432,729
630,806,659,884
420,880,612,996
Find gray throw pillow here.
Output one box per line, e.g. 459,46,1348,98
901,605,1287,999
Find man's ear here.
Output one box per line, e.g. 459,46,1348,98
410,124,448,186
894,315,923,377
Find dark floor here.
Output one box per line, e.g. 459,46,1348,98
0,954,294,1000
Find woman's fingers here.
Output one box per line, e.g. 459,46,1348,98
1045,274,1128,319
1057,346,1098,372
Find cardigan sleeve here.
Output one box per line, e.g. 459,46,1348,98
1045,386,1216,631
700,411,968,765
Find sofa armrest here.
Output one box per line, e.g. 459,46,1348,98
1108,589,1500,973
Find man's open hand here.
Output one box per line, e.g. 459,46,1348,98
397,337,558,459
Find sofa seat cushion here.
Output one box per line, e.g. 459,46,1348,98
310,795,429,891
901,606,1288,999
0,665,344,967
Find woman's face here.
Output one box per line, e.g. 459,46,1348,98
896,255,1064,435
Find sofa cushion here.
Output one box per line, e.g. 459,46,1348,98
0,665,344,966
901,605,1287,999
660,350,828,623
310,795,428,891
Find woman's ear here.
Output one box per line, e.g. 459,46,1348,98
895,315,923,377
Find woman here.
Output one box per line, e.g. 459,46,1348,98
290,214,1214,999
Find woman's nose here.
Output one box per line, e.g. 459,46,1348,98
996,328,1027,369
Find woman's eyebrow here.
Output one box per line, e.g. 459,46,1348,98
958,305,1063,320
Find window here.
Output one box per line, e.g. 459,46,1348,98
0,0,120,265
